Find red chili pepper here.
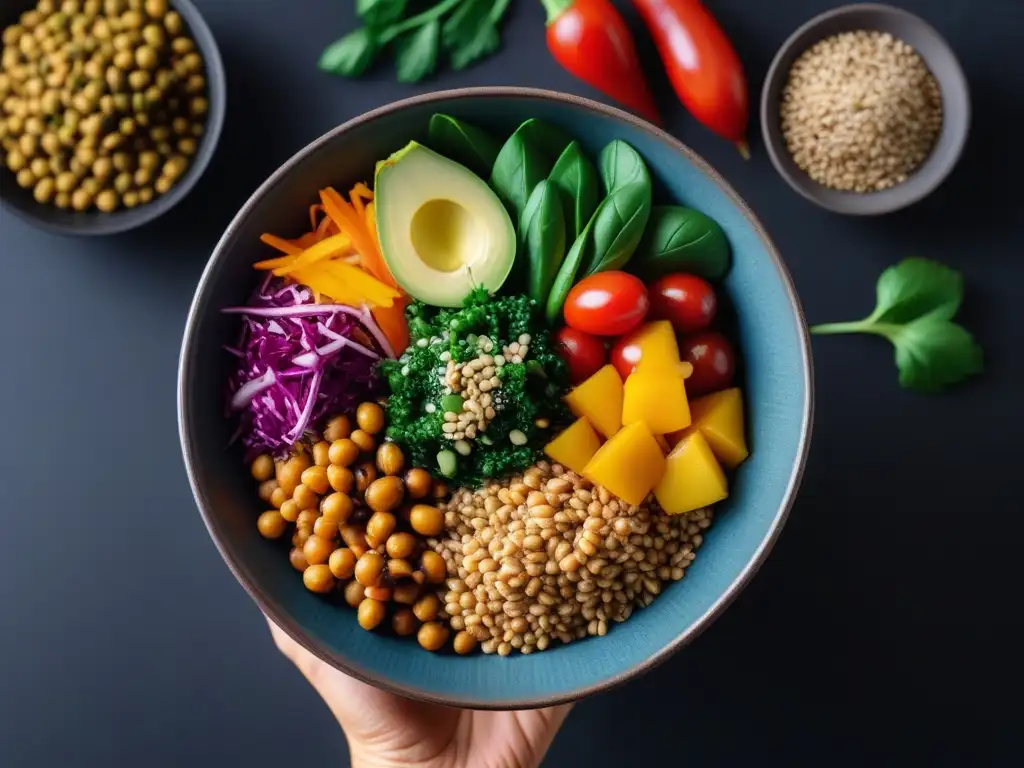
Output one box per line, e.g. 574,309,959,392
631,0,750,156
541,0,661,125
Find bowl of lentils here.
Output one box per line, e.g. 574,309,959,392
760,3,970,215
0,0,225,235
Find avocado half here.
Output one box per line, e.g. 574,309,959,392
375,142,516,308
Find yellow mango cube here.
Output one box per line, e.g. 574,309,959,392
621,364,692,435
654,431,729,515
689,388,749,469
613,320,680,378
582,421,666,506
564,364,623,439
544,418,602,476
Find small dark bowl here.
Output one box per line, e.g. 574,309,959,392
761,3,970,215
0,0,225,235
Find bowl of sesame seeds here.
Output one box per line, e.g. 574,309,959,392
761,3,970,215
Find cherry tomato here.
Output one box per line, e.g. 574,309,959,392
648,274,718,334
564,271,649,337
556,327,607,384
609,326,657,380
679,331,736,396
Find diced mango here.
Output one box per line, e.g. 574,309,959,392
613,321,680,379
544,418,602,476
582,421,666,506
654,431,729,515
564,364,623,439
689,388,749,469
621,364,692,435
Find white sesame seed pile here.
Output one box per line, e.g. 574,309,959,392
429,461,712,656
780,30,943,193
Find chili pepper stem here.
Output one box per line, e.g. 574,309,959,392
736,140,750,160
539,0,576,24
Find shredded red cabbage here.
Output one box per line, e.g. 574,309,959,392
224,275,392,459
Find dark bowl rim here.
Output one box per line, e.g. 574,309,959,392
0,0,227,236
759,2,971,216
177,86,815,710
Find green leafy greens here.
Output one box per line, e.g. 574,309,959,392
320,0,511,83
811,258,984,393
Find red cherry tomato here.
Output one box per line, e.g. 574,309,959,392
555,326,608,384
679,331,736,396
564,272,649,337
648,274,718,334
609,328,647,380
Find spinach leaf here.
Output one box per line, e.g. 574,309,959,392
599,140,651,194
491,127,554,223
545,182,651,322
521,181,567,305
394,19,440,82
427,114,501,178
356,0,406,28
584,181,651,275
318,28,380,77
548,141,599,240
812,257,983,393
633,205,732,281
516,119,574,165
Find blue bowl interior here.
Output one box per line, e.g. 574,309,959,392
180,91,811,708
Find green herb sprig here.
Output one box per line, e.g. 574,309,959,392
811,258,984,393
320,0,511,83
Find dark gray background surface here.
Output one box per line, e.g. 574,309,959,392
2,1,1022,765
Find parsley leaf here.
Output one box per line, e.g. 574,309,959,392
394,19,440,82
318,28,380,77
442,0,510,70
811,257,983,394
356,0,406,29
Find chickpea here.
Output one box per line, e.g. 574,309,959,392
417,622,449,652
340,524,367,553
278,499,299,523
138,186,153,204
122,190,140,209
375,443,405,477
327,465,355,494
312,516,338,540
343,579,365,608
354,551,385,587
54,191,71,209
412,594,441,623
365,511,397,547
403,468,432,500
289,548,308,573
295,509,319,530
273,484,292,507
137,149,159,170
364,476,404,515
350,429,375,454
303,564,335,595
322,414,352,442
53,170,76,192
250,454,274,482
328,548,356,580
392,609,419,637
453,631,478,656
276,454,309,496
354,462,377,494
300,465,330,495
303,534,333,566
355,402,385,434
320,492,354,524
392,582,421,605
257,479,278,503
310,441,330,467
432,481,449,501
357,599,386,631
292,483,318,512
386,532,417,560
16,169,36,190
95,189,118,212
33,178,55,204
141,24,164,47
328,438,359,467
410,505,444,537
256,510,287,540
387,558,414,580
420,551,447,584
145,0,168,17
364,585,392,602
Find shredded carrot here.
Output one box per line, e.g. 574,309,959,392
266,234,353,277
259,233,303,255
309,204,324,232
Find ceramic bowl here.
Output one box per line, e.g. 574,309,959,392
761,3,970,215
0,0,226,235
178,88,813,709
